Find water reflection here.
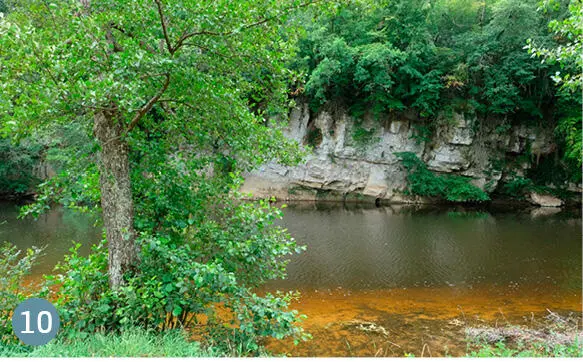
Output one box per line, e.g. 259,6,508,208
271,203,582,294
0,201,101,274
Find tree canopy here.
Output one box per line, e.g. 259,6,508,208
0,0,323,351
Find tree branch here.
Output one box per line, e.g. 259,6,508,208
154,0,174,54
125,73,171,134
172,0,324,53
179,41,235,59
110,23,158,54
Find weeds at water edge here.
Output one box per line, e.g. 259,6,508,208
465,310,583,357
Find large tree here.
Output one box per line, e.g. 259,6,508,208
527,0,582,169
0,0,314,287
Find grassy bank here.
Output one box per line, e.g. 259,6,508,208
464,311,583,357
468,340,582,357
0,329,224,357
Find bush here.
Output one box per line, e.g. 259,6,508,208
501,176,533,198
0,242,42,344
443,175,491,202
40,199,307,355
395,152,489,202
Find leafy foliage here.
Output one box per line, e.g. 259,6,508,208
555,112,582,173
351,125,378,148
296,0,436,116
395,152,490,202
0,139,43,195
42,200,306,354
0,243,42,344
501,176,534,198
0,0,323,352
293,0,581,186
527,0,583,175
526,0,583,92
294,0,569,119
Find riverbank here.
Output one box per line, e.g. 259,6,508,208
0,329,227,357
466,310,583,357
2,314,580,357
239,103,582,208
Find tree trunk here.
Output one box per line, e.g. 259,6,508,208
93,111,138,288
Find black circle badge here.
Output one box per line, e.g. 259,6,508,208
12,298,60,346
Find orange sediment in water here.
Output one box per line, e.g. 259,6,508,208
265,285,582,357
16,274,582,357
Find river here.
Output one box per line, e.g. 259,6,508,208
1,201,581,356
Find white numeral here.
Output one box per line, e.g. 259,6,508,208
20,311,34,334
37,311,52,334
20,310,53,334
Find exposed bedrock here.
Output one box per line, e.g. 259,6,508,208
241,103,572,204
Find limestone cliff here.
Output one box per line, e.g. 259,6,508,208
241,103,564,203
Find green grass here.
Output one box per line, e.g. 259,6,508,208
464,311,583,357
0,329,224,357
467,340,583,357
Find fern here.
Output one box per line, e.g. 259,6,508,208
395,152,489,202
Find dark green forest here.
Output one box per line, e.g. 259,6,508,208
292,0,581,185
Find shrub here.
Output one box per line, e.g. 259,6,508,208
41,199,307,355
443,175,490,202
395,152,489,202
0,242,42,344
501,176,533,198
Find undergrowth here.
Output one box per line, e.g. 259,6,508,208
465,310,583,357
395,152,489,202
0,328,228,357
467,340,582,357
352,125,379,149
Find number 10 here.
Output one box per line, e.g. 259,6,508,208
20,311,52,334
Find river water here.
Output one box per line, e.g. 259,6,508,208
1,201,581,356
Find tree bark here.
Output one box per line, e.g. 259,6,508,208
93,111,138,288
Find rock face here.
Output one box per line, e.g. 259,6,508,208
529,192,563,208
241,103,558,203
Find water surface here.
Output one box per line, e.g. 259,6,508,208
272,203,581,293
265,203,581,356
0,201,101,275
1,201,581,356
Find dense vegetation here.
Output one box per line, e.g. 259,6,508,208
0,243,42,344
0,139,42,196
293,0,582,191
395,152,490,202
1,0,581,200
0,0,321,356
0,329,228,357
